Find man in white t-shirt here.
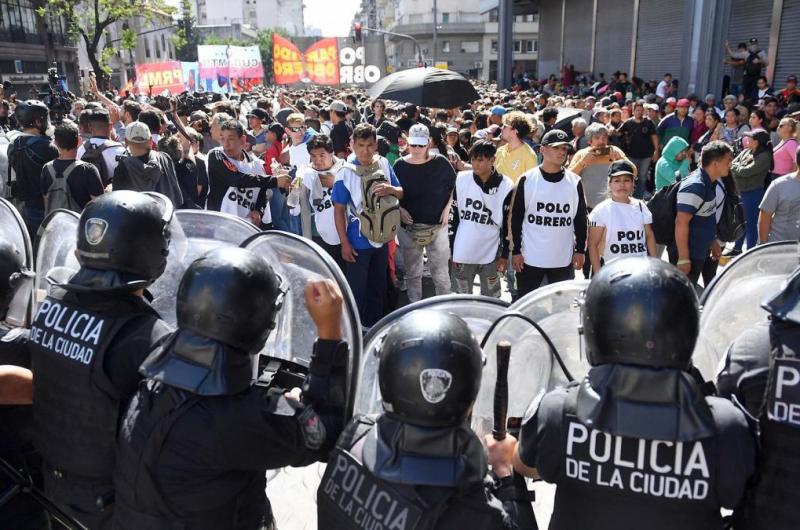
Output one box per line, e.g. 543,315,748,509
656,73,673,101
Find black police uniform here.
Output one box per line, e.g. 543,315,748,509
318,310,534,530
516,257,755,530
112,247,350,530
0,324,47,529
716,320,771,418
733,268,800,530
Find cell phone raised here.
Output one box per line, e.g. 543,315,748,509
592,146,611,156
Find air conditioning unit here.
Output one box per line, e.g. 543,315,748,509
475,61,483,69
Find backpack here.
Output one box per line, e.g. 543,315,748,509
81,140,111,185
43,160,82,215
355,159,400,244
744,52,763,77
717,189,746,243
646,179,682,245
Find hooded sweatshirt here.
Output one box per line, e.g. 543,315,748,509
655,136,691,191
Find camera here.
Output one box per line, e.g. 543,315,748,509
38,62,73,123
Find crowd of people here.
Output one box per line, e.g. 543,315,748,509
0,49,800,530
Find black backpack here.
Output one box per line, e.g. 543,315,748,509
717,189,746,243
646,179,682,245
81,140,111,185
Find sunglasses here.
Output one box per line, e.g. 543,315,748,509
288,126,305,132
408,144,427,148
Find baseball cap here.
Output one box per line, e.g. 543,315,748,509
608,160,637,178
329,100,348,113
749,37,758,44
246,108,269,121
787,74,798,83
446,126,458,134
125,121,151,144
666,97,677,105
676,98,691,107
490,105,507,117
540,129,571,147
408,123,430,146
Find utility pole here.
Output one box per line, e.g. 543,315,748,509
432,0,438,67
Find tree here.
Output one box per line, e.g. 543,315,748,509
173,0,198,62
41,0,176,87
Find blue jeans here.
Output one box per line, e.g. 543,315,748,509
23,204,44,245
268,190,301,234
344,245,388,328
631,158,652,199
733,187,765,251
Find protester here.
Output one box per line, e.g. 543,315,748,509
773,118,798,176
758,146,800,243
619,101,659,198
728,129,773,254
654,136,691,191
657,98,694,146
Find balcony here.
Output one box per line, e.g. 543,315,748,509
0,27,43,45
391,12,485,36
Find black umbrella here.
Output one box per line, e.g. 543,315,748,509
368,67,480,109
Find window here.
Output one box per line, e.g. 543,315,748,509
0,0,38,33
161,34,166,57
491,40,497,53
144,38,151,59
442,40,450,53
441,12,449,24
461,41,479,54
526,40,538,53
513,40,521,53
489,8,498,22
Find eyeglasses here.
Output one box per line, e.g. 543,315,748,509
288,126,305,132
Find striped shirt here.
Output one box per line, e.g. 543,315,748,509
676,169,718,260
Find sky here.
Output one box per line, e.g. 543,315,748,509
303,0,362,36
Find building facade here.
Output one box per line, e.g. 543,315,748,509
0,0,79,98
480,8,538,82
195,0,304,36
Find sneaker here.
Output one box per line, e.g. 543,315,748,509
722,248,742,257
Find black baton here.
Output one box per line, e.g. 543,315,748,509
493,341,511,441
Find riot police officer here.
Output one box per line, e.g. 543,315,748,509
318,310,535,530
6,100,58,238
487,257,756,530
0,237,46,528
733,267,800,529
28,190,174,529
716,320,771,418
112,247,350,529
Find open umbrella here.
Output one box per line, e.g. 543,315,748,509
368,67,480,109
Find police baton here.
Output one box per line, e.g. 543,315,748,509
492,341,511,441
0,456,88,530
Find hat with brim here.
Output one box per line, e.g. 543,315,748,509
608,160,637,179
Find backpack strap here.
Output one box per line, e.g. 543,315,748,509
46,161,56,179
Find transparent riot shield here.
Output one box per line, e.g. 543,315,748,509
148,210,257,326
0,197,33,326
694,241,798,380
33,209,80,310
244,231,362,530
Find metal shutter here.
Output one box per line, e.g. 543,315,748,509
723,0,773,80
562,0,594,74
774,0,800,89
634,0,688,84
538,0,563,78
593,0,634,78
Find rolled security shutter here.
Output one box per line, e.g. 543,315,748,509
538,0,564,79
562,0,594,74
774,0,800,89
593,0,634,78
724,0,773,80
635,0,688,85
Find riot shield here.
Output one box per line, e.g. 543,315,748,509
243,231,361,530
33,209,80,311
694,241,798,380
0,137,9,199
148,210,257,326
0,197,33,326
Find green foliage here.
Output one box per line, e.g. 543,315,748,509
174,0,198,62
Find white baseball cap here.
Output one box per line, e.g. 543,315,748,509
407,123,430,146
125,121,151,144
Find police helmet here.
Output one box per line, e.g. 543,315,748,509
582,257,699,369
378,310,483,427
176,247,284,353
762,266,800,325
14,100,49,129
76,191,173,284
0,238,24,317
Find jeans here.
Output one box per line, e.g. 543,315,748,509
667,245,705,285
397,226,452,303
269,189,301,235
23,204,44,245
631,158,652,199
733,187,765,251
517,263,575,298
453,260,502,298
344,245,388,328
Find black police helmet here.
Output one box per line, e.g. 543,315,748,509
14,100,49,129
582,257,699,370
762,266,800,325
378,310,483,427
177,247,283,353
76,191,173,283
0,239,23,316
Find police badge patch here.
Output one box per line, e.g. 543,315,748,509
84,218,109,246
419,369,453,404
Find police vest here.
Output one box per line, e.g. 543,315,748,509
317,416,510,530
521,168,580,268
453,171,513,265
29,294,158,480
546,386,723,530
113,382,269,530
735,325,800,530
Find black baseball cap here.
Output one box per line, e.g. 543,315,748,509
608,160,637,178
787,74,798,83
540,129,571,147
749,37,759,44
246,108,269,121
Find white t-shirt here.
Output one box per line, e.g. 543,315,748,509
453,171,513,265
289,142,311,169
299,159,351,246
589,198,652,263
